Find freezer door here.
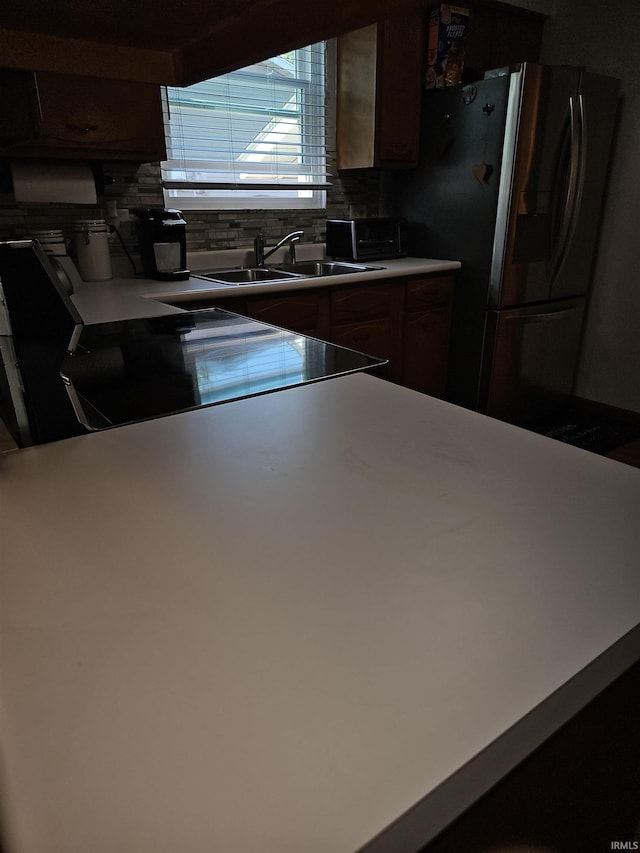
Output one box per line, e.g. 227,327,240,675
496,66,619,307
479,298,585,425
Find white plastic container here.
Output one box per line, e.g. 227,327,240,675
72,219,113,282
30,228,83,294
31,229,68,257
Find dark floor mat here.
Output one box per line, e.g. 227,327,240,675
528,411,640,455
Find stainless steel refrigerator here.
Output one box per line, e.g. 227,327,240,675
381,63,620,424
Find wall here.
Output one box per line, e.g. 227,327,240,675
0,40,382,260
540,0,640,413
0,156,381,258
502,0,557,13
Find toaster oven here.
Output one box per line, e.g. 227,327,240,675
326,218,405,261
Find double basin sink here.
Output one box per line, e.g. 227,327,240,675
193,260,381,286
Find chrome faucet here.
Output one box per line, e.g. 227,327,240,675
254,230,304,267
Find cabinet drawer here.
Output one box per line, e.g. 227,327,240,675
244,291,330,337
331,317,391,360
405,276,454,312
331,283,393,322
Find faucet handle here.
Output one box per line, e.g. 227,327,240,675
254,233,265,266
289,235,301,264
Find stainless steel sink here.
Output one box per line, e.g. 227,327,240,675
274,260,382,276
192,260,383,286
195,267,302,284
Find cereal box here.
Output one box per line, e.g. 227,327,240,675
426,4,470,89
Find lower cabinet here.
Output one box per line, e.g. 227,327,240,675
330,280,404,381
401,275,455,396
243,290,331,339
197,271,455,397
331,317,392,360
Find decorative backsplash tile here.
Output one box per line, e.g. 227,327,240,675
0,152,382,259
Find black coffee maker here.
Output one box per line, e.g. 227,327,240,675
132,208,190,281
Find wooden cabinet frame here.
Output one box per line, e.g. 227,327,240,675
189,271,455,398
0,70,166,161
336,12,424,170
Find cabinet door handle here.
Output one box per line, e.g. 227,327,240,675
32,72,43,123
66,123,99,135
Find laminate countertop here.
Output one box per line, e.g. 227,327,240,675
1,373,639,853
69,254,461,324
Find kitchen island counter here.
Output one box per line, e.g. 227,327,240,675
1,373,639,853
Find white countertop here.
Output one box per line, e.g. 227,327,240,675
1,374,639,853
70,254,461,324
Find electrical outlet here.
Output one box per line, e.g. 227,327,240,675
348,205,367,219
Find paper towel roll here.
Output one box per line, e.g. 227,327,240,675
11,160,97,204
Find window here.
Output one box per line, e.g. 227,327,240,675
162,42,327,210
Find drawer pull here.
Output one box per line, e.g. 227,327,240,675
67,123,99,135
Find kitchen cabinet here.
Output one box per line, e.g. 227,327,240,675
402,275,454,396
0,70,166,161
330,318,392,362
463,1,547,78
336,2,545,172
336,11,424,170
0,0,430,86
190,271,455,397
330,281,404,379
330,281,397,323
243,291,331,338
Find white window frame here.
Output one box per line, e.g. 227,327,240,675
162,43,327,211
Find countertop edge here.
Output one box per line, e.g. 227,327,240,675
361,623,640,852
71,257,460,323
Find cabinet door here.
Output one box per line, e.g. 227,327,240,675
244,290,330,338
0,71,166,161
402,307,452,397
331,282,394,323
402,276,453,397
336,11,423,169
464,1,545,78
375,14,424,165
405,275,454,312
38,74,166,159
0,71,39,146
331,317,391,361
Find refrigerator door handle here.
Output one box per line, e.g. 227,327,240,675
509,306,579,323
549,94,587,284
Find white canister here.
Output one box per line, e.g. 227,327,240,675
31,229,68,257
72,219,113,282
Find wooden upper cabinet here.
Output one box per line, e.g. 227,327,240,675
335,2,545,172
336,11,424,170
0,70,166,161
462,1,546,80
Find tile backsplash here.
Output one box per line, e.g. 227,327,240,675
0,152,382,260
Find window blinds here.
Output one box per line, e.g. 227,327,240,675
162,43,327,208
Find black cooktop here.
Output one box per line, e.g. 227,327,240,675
61,308,386,431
